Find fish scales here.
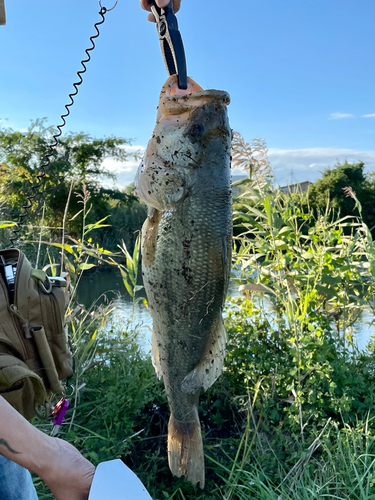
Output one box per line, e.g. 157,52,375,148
136,75,232,488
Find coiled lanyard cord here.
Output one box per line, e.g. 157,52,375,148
9,2,117,247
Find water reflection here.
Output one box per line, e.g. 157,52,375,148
76,270,152,348
76,271,375,352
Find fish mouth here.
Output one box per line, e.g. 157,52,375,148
157,75,230,122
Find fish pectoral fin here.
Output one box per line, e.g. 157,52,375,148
151,331,163,380
135,153,187,211
181,317,227,394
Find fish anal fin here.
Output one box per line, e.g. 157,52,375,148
181,317,227,394
151,330,163,380
168,414,205,489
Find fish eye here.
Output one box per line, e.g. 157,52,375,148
189,124,204,140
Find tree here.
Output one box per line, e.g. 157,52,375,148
307,161,375,232
0,119,141,242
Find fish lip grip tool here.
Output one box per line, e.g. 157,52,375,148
150,0,188,90
88,459,153,500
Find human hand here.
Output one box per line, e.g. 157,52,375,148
39,438,95,500
0,396,95,500
140,0,182,22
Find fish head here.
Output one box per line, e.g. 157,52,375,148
155,75,231,168
136,76,231,211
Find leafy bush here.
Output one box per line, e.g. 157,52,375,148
229,183,375,435
225,298,375,434
307,161,375,234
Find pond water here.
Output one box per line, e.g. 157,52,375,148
76,270,152,348
76,270,375,353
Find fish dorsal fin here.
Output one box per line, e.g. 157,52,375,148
180,317,227,393
151,330,163,380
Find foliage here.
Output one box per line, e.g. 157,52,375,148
210,418,375,499
0,119,146,251
0,221,15,229
32,172,375,500
114,235,144,304
0,202,17,231
307,161,375,233
104,183,147,254
229,183,375,436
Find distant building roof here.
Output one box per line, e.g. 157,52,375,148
279,181,313,193
0,0,5,25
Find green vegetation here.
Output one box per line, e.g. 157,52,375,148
0,120,147,253
307,160,375,234
29,180,375,500
2,125,375,498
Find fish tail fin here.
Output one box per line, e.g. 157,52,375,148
168,414,205,489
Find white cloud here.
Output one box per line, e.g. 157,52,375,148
102,158,141,174
99,145,375,190
267,147,375,186
101,145,145,185
362,114,375,118
0,119,28,132
328,113,355,120
118,144,145,153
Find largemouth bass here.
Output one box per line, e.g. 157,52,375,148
135,75,232,488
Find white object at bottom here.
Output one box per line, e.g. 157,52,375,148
88,459,153,500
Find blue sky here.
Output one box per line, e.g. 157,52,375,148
1,0,374,187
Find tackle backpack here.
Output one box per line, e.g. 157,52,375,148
0,248,73,420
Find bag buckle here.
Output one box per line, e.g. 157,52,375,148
39,275,52,294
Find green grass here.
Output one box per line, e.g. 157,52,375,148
202,419,375,500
